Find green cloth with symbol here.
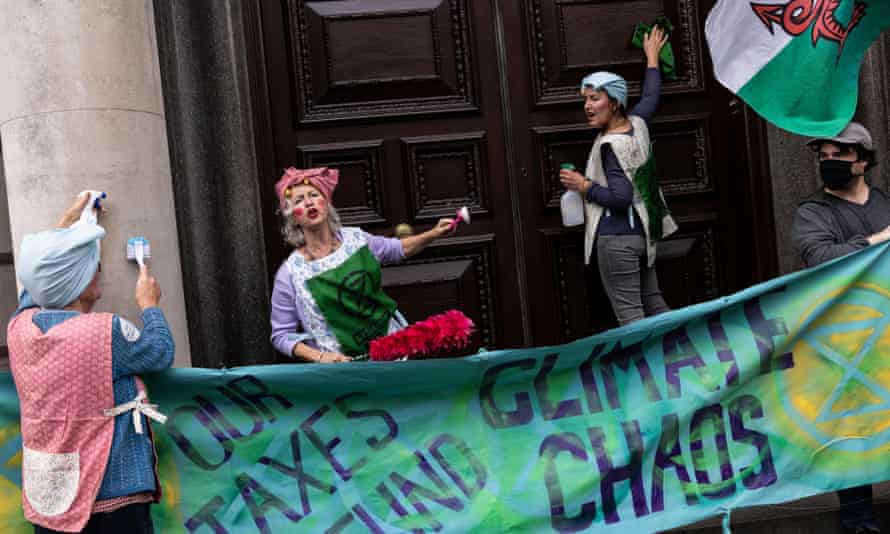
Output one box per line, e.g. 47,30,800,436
305,246,397,356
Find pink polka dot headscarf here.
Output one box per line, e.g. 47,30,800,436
275,167,339,211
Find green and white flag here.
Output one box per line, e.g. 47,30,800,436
705,0,890,136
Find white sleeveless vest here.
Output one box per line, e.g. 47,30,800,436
583,115,677,267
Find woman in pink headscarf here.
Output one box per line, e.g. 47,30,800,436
270,167,456,362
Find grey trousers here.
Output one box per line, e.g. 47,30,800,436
596,234,669,326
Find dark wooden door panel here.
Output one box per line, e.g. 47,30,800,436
539,226,720,342
501,0,774,345
382,235,498,351
288,0,479,122
525,0,706,107
256,0,776,354
400,132,491,224
260,0,527,350
296,139,389,225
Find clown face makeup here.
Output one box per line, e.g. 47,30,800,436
287,184,329,227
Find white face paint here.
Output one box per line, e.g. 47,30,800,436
119,318,142,342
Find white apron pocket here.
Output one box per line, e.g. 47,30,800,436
22,446,80,517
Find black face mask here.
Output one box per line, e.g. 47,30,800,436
820,159,855,190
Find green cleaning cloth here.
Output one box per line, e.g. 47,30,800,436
631,16,677,80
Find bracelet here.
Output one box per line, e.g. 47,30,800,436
319,351,327,363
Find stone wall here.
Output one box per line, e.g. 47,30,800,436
0,1,191,365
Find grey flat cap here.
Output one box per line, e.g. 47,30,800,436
806,121,873,151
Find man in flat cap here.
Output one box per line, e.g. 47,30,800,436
792,121,886,534
7,193,174,533
793,121,890,268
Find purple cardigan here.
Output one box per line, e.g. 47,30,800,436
270,230,405,357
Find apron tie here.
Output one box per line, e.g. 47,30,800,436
103,391,167,434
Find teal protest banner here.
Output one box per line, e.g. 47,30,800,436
4,243,890,532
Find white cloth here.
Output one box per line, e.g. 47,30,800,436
103,391,167,435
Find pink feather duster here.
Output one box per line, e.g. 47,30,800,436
369,310,475,361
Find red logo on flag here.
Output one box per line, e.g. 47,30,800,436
750,0,866,57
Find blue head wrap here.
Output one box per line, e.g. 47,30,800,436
17,223,105,309
580,71,628,109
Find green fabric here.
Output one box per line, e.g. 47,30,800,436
633,144,670,244
631,16,676,80
736,1,890,136
4,245,890,531
305,245,396,356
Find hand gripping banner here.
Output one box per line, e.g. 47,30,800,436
5,244,890,532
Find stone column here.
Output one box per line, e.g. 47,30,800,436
857,34,890,192
153,1,274,367
0,1,191,366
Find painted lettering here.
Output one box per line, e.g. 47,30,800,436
166,405,234,470
258,430,336,516
600,341,662,409
479,359,536,429
662,326,719,398
235,472,302,533
535,353,583,420
589,422,649,524
690,404,735,499
540,432,597,533
729,394,777,489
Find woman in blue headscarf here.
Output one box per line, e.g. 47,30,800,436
9,193,174,534
559,25,678,326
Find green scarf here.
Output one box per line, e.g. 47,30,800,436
633,144,670,244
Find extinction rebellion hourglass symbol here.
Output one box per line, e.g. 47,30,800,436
781,284,890,453
338,270,379,319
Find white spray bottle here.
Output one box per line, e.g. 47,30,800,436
559,164,584,227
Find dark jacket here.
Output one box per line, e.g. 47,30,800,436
791,188,890,268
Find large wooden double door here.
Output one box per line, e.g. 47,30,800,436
257,0,777,351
